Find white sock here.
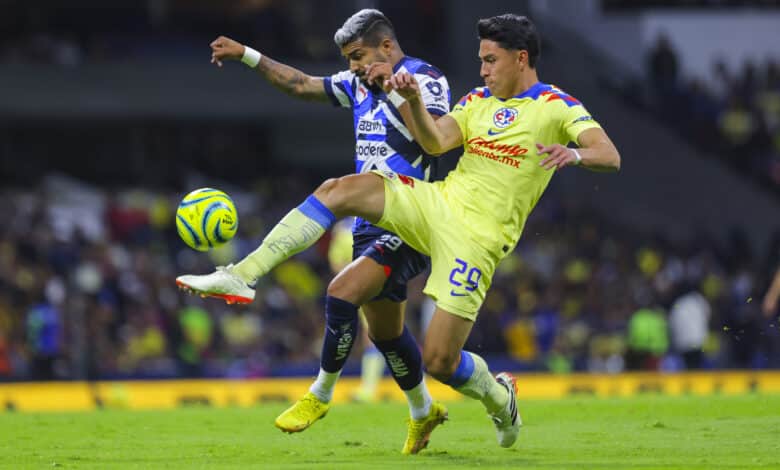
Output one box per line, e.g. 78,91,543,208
454,352,508,414
309,368,341,403
404,380,433,420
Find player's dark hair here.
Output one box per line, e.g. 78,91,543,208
334,9,396,48
477,14,540,68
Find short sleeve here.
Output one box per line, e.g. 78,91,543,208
447,91,477,141
323,70,357,108
560,103,602,144
413,67,451,116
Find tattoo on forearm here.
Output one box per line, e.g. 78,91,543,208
257,56,324,101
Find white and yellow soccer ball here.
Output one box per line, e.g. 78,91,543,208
175,188,238,251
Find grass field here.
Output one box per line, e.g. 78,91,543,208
1,394,778,469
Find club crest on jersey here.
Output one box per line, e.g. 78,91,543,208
493,107,518,128
356,84,369,104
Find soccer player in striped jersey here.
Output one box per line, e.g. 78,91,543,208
203,9,450,454
179,12,621,450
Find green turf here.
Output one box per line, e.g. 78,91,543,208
1,394,778,469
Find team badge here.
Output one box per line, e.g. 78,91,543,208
493,107,518,128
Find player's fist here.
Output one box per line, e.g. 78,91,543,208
365,62,393,90
210,36,246,67
385,72,420,101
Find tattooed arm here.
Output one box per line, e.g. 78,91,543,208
210,35,328,103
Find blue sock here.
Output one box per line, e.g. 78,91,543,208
443,350,475,387
320,296,359,373
372,326,423,391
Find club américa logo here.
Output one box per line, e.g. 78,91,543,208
493,107,518,128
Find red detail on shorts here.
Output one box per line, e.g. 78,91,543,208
397,174,415,187
375,245,385,255
383,265,392,278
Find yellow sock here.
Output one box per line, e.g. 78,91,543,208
233,195,335,283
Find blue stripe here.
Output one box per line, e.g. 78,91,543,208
426,106,448,117
178,194,231,208
213,218,226,243
322,77,341,107
358,133,385,142
444,351,475,387
201,201,228,247
386,154,424,179
177,214,201,247
297,195,335,229
355,160,365,173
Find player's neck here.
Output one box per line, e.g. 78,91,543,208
389,48,405,68
507,70,540,98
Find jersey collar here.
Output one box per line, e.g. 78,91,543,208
393,56,411,73
495,82,547,101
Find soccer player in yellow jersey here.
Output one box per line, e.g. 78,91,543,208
178,14,620,449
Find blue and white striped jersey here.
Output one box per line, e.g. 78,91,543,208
323,56,450,180
323,56,451,234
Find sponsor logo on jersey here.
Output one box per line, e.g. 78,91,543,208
493,107,518,128
356,141,390,158
466,136,528,169
357,118,386,134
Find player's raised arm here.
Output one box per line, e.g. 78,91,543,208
537,127,621,172
385,72,462,156
210,36,329,103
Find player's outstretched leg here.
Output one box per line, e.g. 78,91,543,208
176,194,336,302
177,174,384,304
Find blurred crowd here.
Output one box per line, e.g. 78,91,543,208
1,174,778,382
0,0,447,67
645,34,780,194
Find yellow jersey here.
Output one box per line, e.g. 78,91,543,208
443,82,601,253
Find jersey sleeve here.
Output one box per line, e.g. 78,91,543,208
412,65,451,116
448,88,481,142
323,70,358,108
559,102,602,144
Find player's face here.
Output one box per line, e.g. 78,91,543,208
478,40,524,98
340,39,389,84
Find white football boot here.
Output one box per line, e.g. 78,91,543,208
491,372,522,448
176,264,255,304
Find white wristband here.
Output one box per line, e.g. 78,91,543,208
387,90,407,108
241,46,262,68
571,148,582,165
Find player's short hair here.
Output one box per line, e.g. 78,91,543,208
477,14,541,68
334,9,396,48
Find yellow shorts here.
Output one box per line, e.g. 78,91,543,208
372,171,501,321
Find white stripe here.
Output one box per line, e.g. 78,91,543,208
331,82,351,107
411,155,423,167
381,102,413,141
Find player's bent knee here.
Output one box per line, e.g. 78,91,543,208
423,351,459,381
326,276,359,304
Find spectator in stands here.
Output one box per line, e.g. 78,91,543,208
668,283,711,369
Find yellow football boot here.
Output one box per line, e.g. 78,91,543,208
402,401,448,454
274,392,330,433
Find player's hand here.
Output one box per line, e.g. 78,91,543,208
537,143,579,171
385,72,420,101
210,36,246,67
365,62,393,90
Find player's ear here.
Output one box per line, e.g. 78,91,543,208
380,37,393,54
517,50,528,70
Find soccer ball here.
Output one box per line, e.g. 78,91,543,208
175,188,238,251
